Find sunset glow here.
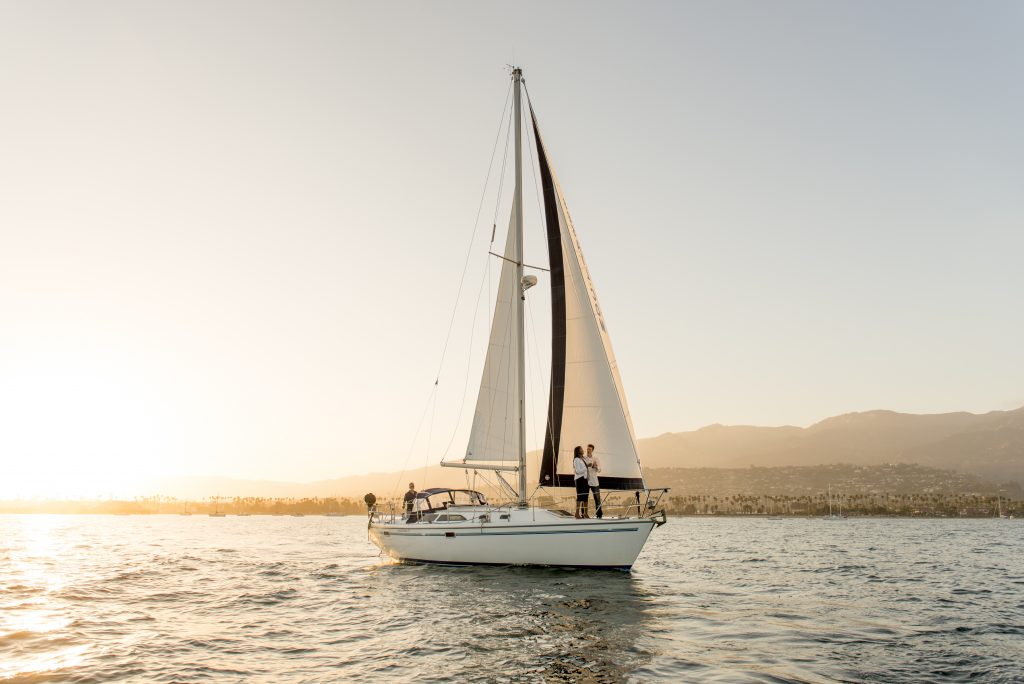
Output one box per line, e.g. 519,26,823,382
1,1,1021,499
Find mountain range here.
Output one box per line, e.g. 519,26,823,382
130,406,1024,499
641,406,1024,484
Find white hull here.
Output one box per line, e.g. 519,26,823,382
368,506,658,570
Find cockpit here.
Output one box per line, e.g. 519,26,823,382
407,488,487,522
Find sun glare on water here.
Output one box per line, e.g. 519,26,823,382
0,516,90,679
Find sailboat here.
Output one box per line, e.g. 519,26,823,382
209,496,226,517
825,484,846,519
367,68,667,570
996,495,1009,519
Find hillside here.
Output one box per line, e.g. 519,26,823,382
639,407,1024,484
122,407,1024,499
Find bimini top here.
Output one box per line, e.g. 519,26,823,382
414,488,487,505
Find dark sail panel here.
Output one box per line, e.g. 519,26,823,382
532,106,566,489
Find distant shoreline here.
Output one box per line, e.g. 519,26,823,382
0,497,367,517
1,491,1019,518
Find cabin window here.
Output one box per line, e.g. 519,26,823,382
436,514,467,522
451,491,484,506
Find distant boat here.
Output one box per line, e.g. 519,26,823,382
209,495,226,517
237,512,251,517
325,512,343,517
826,484,846,519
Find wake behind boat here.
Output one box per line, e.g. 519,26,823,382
368,68,667,570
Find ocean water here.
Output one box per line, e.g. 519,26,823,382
1,515,1022,683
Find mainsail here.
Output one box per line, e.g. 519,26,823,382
532,107,646,491
464,206,521,463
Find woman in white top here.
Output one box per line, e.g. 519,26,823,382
572,445,590,519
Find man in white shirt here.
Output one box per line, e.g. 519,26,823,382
584,443,603,519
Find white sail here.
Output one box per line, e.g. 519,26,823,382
464,207,520,463
533,110,645,490
367,68,666,573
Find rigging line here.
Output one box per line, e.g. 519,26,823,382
485,230,493,439
465,468,503,503
432,80,513,383
488,251,550,272
423,384,438,491
439,257,491,460
491,104,515,232
527,483,546,505
390,382,439,498
526,295,545,472
528,296,544,479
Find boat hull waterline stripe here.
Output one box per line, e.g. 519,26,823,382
396,558,633,571
381,527,641,537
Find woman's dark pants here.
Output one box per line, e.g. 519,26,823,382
574,478,589,517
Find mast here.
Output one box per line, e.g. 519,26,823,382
513,67,527,506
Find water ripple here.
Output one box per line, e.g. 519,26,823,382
2,515,1023,682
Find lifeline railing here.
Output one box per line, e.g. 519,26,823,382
526,488,669,524
367,488,669,526
367,501,398,525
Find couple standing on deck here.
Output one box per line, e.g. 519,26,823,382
572,444,602,519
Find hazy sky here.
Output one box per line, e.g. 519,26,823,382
2,1,1022,495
